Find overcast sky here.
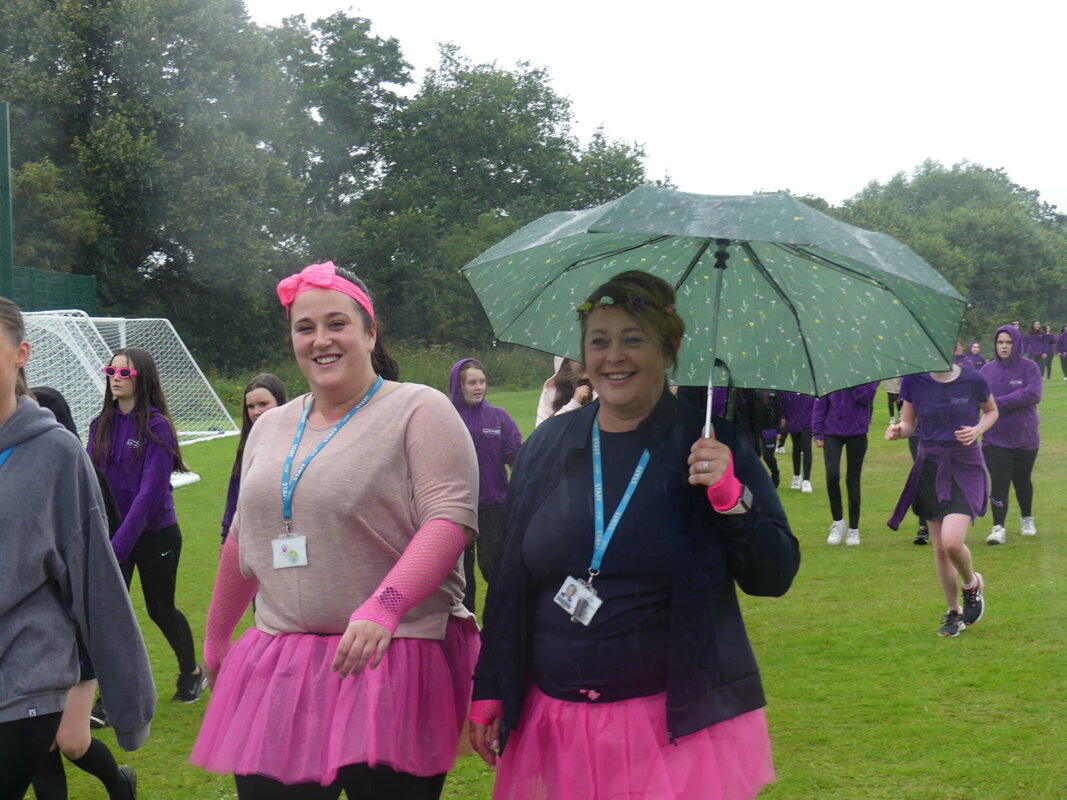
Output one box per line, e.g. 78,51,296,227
244,0,1067,212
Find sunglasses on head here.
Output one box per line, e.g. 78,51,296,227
103,366,138,379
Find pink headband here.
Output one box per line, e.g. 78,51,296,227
276,261,375,320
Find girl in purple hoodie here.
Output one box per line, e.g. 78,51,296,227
980,325,1043,543
88,347,205,703
449,358,522,612
1057,325,1067,380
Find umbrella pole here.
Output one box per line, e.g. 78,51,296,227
704,239,731,437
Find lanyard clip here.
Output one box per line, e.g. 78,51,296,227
585,568,600,589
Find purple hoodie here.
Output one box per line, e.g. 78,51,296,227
1056,331,1067,356
449,359,522,507
87,405,178,562
1021,329,1047,358
980,325,1042,450
778,391,815,434
811,382,879,439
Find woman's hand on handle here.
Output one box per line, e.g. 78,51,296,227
687,425,733,487
469,699,504,767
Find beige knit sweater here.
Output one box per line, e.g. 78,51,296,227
232,382,479,640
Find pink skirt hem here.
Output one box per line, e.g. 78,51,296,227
492,687,774,800
190,616,478,785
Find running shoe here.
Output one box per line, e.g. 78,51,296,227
913,525,929,546
89,698,108,729
986,525,1006,545
827,520,845,545
173,667,207,703
938,609,965,636
845,528,861,546
801,480,813,493
790,475,802,490
961,573,984,626
118,765,137,799
1020,517,1037,536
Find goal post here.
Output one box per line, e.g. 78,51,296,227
23,310,239,448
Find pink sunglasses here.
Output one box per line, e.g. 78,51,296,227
103,366,138,379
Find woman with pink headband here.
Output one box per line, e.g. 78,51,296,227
192,262,481,799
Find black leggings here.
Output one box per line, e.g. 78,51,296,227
822,434,868,529
234,764,446,800
463,506,508,613
1043,355,1053,378
789,430,812,480
984,445,1038,525
886,392,901,418
0,712,62,800
121,523,197,674
1060,353,1067,379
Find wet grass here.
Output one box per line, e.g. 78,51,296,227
58,384,1066,799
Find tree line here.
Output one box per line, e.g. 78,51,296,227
3,1,1065,370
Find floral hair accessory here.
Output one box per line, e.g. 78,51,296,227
576,294,675,317
277,261,374,320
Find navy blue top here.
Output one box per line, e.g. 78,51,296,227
525,428,671,702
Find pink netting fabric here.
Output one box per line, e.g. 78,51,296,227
492,688,774,800
204,534,259,672
350,519,467,634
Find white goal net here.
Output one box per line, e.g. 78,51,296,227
23,310,238,449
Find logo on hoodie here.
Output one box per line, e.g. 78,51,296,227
481,426,502,437
126,438,141,449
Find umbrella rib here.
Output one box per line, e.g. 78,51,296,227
670,238,712,289
740,242,821,395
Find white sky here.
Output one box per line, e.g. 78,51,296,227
245,0,1067,212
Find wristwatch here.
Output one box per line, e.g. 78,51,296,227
718,484,753,515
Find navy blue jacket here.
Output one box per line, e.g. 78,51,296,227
473,390,800,745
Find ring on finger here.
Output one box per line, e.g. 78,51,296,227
703,460,710,472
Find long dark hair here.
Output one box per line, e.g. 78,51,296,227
231,373,287,479
551,359,585,413
90,347,188,472
334,267,400,381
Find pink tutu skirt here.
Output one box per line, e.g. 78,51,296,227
190,616,478,785
493,687,774,800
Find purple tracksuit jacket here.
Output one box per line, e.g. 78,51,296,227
980,325,1042,450
778,391,815,434
88,405,179,562
811,382,879,439
449,359,522,507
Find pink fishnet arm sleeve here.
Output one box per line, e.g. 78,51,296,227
204,534,258,672
350,519,468,634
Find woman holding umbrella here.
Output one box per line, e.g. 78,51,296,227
469,270,799,800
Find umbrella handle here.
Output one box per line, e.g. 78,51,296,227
703,240,730,436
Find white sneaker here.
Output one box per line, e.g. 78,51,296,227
986,525,1006,545
790,475,802,490
827,520,846,545
775,445,787,454
845,528,861,546
1021,517,1037,536
801,480,813,493
889,416,897,425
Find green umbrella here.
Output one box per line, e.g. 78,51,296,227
462,185,964,412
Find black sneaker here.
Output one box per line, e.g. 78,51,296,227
913,526,929,545
961,573,984,626
118,764,137,799
89,698,109,728
938,609,965,636
172,667,207,703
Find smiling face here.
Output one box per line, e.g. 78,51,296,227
583,306,670,430
245,387,279,424
290,288,377,401
969,342,981,355
460,367,487,405
996,331,1013,361
108,354,138,405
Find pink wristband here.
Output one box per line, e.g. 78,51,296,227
705,452,743,512
469,699,503,726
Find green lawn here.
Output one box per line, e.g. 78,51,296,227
58,385,1066,799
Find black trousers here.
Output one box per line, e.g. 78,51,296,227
1060,353,1067,378
822,434,868,529
120,523,197,674
234,764,446,800
0,712,63,800
462,506,507,613
984,445,1038,525
789,430,813,480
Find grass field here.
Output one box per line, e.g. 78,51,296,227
57,384,1066,799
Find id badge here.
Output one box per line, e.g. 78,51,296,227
272,534,308,569
554,575,602,626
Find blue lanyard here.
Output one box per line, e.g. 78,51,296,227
0,445,14,469
281,375,383,528
589,416,650,577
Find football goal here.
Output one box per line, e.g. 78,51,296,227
23,310,238,452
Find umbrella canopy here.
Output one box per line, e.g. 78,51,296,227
461,185,965,396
